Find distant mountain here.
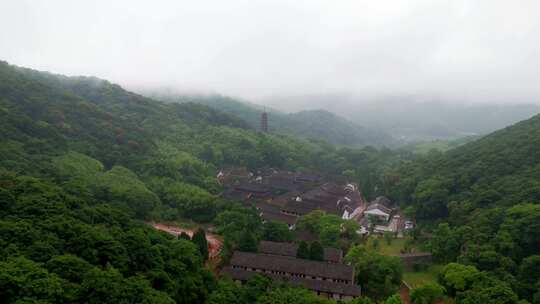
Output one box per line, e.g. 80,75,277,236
284,110,392,147
140,92,394,147
264,94,540,142
383,102,540,303
390,110,540,220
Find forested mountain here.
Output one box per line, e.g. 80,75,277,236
140,92,394,147
266,94,540,142
0,61,403,303
3,59,539,303
385,113,540,302
390,113,540,220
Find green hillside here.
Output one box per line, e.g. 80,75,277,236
2,60,538,303
0,61,406,303
386,113,540,302
142,92,394,147
391,115,540,219
266,94,540,142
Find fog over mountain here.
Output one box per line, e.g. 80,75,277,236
263,94,540,141
2,1,540,102
1,0,540,141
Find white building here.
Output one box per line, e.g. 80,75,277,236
363,203,392,222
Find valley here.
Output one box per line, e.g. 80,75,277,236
3,2,540,303
0,60,539,304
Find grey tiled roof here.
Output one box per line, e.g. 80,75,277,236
257,241,343,263
222,267,361,297
365,203,392,215
229,251,353,281
235,183,271,193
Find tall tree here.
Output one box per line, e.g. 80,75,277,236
237,231,258,252
262,221,292,242
296,241,310,259
346,246,402,301
192,228,209,261
310,241,324,261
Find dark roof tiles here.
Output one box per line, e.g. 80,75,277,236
248,241,344,264
222,267,361,297
229,251,354,281
235,183,270,193
365,202,392,215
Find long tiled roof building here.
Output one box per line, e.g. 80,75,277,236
222,241,361,300
258,241,343,263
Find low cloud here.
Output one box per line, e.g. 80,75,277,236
1,0,539,103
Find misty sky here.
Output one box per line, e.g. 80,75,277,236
1,0,540,104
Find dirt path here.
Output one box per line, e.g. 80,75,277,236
149,222,222,259
400,282,411,304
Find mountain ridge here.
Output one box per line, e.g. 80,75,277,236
139,91,395,147
264,94,540,142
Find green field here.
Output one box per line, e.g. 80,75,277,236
366,236,414,255
403,265,443,288
365,236,440,288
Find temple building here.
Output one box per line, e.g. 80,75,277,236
222,241,361,300
261,110,268,132
280,182,364,219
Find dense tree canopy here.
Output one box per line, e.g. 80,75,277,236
296,210,360,248
409,283,445,304
345,245,402,301
0,171,213,304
